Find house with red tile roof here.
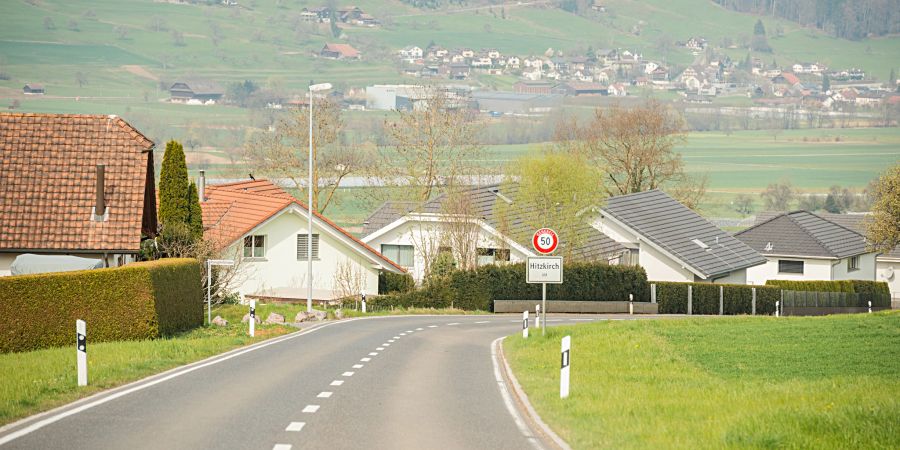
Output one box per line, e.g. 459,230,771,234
320,43,361,60
0,113,158,275
200,176,404,301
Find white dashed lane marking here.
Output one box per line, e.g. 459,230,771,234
342,371,355,377
382,343,391,346
273,444,292,450
405,330,414,333
317,392,333,398
330,380,344,386
399,333,406,336
353,364,364,369
360,357,371,362
388,339,396,342
475,321,490,324
447,323,460,326
416,327,424,331
376,347,385,351
302,405,320,413
428,325,438,328
368,352,378,356
285,422,305,432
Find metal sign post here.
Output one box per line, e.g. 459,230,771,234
527,255,563,336
206,259,235,326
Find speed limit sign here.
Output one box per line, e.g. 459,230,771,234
532,228,558,254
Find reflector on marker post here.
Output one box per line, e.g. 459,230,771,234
361,290,367,313
76,319,87,386
535,304,540,328
522,310,529,338
868,300,872,314
776,300,780,317
249,300,256,337
560,335,570,398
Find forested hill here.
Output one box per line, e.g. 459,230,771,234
713,0,900,39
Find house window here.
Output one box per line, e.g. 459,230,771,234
382,244,414,267
848,256,860,271
297,234,320,260
778,260,804,274
244,235,266,258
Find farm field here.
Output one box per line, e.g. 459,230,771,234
503,313,900,449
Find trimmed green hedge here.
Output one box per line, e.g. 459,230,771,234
0,258,202,353
655,282,779,315
362,263,649,312
766,279,891,307
378,271,415,295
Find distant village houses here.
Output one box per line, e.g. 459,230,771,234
169,80,224,104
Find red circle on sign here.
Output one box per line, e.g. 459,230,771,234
533,228,558,254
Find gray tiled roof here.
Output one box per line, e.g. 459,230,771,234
736,210,869,259
602,190,766,279
363,184,625,260
361,201,419,237
752,211,897,259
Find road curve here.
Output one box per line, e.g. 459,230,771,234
0,315,603,450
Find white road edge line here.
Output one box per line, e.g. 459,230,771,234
492,337,572,450
285,422,305,432
302,405,320,413
490,337,543,450
0,320,345,446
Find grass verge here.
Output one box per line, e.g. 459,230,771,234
0,320,295,426
503,312,900,449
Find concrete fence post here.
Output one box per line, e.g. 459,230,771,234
651,284,657,304
719,286,724,315
751,288,757,316
687,285,693,315
76,319,87,387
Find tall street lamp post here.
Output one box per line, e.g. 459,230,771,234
307,82,332,313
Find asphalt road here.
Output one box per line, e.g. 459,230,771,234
0,314,606,450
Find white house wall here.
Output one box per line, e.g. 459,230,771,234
363,219,528,282
639,243,695,282
230,211,379,300
876,259,899,299
746,257,834,285
831,253,877,281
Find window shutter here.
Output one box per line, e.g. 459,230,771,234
297,234,319,260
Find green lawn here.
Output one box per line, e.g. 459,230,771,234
503,313,900,449
0,321,295,425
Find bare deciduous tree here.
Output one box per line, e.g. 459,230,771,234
379,86,483,202
760,179,795,211
244,97,367,213
332,258,366,299
556,100,706,208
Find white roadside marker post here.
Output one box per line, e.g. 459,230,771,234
361,291,367,313
868,300,872,314
249,300,256,337
560,335,570,398
776,300,780,317
535,304,541,329
76,319,87,386
522,310,529,339
629,294,634,315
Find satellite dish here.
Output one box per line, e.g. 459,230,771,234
884,266,895,280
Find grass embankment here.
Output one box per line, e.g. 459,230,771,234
504,312,900,449
214,302,488,322
0,319,295,426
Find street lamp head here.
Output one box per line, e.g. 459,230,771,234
309,82,332,92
